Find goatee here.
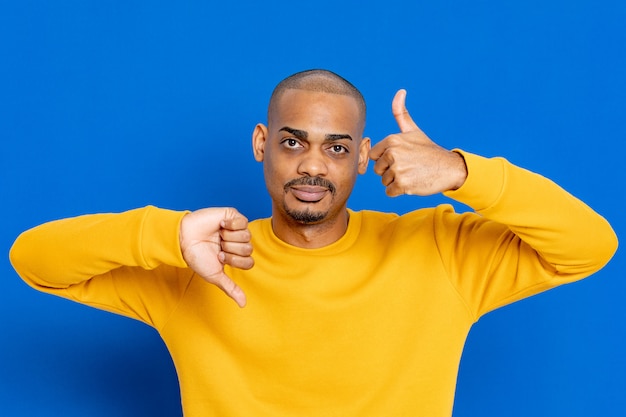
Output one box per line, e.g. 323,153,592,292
283,176,336,224
285,207,329,224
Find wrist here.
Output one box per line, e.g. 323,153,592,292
448,151,468,190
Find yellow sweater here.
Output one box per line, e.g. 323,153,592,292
10,151,617,416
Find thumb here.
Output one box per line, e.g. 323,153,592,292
212,270,247,308
392,89,419,132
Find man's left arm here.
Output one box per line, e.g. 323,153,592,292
370,89,618,316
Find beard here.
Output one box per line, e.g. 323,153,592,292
283,176,336,224
284,206,329,224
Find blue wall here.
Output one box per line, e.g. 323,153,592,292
1,1,624,416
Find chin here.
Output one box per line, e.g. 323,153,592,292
285,207,329,224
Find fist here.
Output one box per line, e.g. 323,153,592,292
369,89,467,197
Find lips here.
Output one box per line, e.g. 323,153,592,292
289,186,329,202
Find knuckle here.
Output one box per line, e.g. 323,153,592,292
388,187,400,197
388,134,401,145
234,256,254,270
221,279,238,295
384,151,396,165
242,243,253,256
244,257,255,269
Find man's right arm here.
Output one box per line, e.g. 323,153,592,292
9,206,254,326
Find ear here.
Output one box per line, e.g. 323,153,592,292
357,137,371,174
252,123,268,162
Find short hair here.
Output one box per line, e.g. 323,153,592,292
268,69,366,129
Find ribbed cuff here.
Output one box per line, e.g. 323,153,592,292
443,150,507,212
139,206,190,269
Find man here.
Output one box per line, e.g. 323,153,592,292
10,69,618,416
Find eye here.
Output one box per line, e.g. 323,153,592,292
329,144,349,154
281,138,302,149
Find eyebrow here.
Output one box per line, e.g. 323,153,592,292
279,126,307,139
279,126,353,141
325,133,353,141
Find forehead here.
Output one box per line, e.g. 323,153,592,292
269,89,363,134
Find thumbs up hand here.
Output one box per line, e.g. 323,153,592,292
369,89,467,197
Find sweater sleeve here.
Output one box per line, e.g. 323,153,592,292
437,151,618,320
9,206,193,329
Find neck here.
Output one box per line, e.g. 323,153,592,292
271,208,350,249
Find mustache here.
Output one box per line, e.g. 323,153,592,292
284,177,336,195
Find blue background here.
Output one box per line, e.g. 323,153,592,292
1,1,624,416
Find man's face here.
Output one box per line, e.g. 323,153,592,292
253,89,370,226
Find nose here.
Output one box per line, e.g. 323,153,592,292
297,148,328,177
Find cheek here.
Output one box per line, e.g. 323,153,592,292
263,155,293,192
332,165,359,192
263,164,281,190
